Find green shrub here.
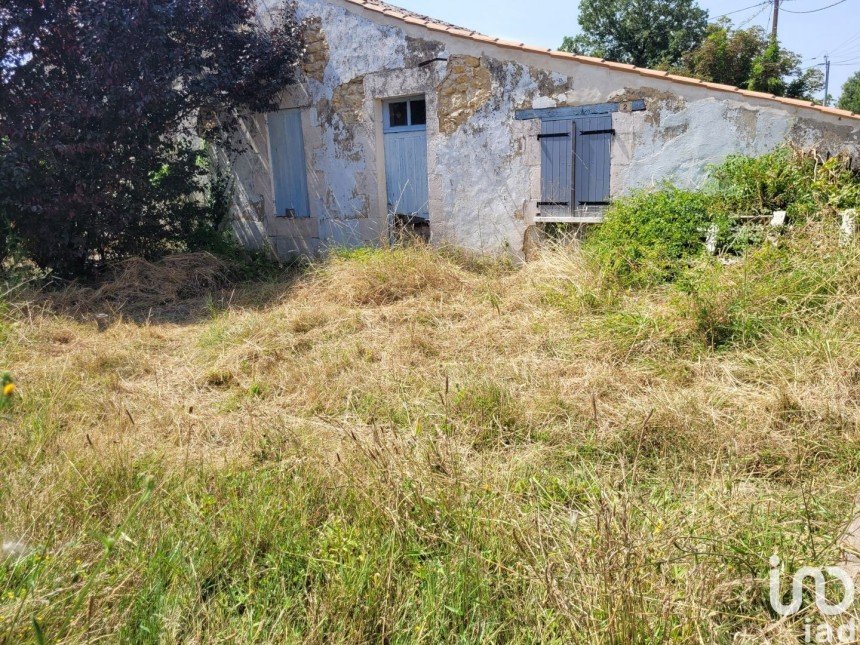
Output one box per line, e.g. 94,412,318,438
807,155,860,212
585,187,717,287
709,147,860,217
710,148,816,216
586,149,860,288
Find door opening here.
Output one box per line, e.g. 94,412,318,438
383,96,430,240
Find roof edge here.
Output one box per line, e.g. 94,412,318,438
340,0,860,123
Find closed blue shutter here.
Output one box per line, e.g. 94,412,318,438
267,109,310,218
574,115,612,207
539,119,574,215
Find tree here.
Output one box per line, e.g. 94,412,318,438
677,21,767,88
838,71,860,114
676,22,823,100
747,41,823,100
560,0,709,69
0,0,303,275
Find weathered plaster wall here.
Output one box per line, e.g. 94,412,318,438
226,0,860,259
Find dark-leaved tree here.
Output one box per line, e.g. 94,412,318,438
560,0,709,69
0,0,303,275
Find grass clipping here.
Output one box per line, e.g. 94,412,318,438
44,252,229,316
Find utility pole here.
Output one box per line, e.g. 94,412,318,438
823,54,831,106
771,0,780,42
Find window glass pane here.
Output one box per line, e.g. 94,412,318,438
410,99,426,125
388,102,408,127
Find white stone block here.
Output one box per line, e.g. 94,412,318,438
770,211,786,227
841,209,857,246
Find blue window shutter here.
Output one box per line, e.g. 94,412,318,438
539,119,574,213
574,115,612,206
267,109,311,218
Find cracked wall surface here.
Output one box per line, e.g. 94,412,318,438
225,0,860,259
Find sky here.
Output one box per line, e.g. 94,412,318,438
388,0,860,102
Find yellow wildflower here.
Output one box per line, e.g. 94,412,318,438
3,382,16,397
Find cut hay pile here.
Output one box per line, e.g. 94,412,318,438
43,252,230,317
305,245,467,306
94,253,229,305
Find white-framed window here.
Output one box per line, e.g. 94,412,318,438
383,97,427,133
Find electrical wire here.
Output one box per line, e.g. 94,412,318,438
737,3,772,26
828,31,860,54
712,1,772,20
782,0,848,13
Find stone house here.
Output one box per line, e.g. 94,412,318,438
224,0,860,259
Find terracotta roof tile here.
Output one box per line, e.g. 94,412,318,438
634,68,670,79
342,0,860,122
495,38,527,49
470,33,501,44
445,27,477,38
736,89,777,100
701,81,741,93
520,44,553,55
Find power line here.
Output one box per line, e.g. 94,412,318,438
827,29,860,54
712,1,772,20
827,46,860,60
737,3,772,26
782,0,848,13
828,42,860,58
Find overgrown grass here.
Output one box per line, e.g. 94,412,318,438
0,221,858,642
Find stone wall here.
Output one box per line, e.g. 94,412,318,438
436,56,493,135
301,17,329,83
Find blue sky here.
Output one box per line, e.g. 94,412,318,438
390,0,860,102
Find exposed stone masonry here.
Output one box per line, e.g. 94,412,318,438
302,17,329,82
436,56,493,135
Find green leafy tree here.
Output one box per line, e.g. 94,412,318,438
838,71,860,114
676,22,823,100
677,21,767,87
560,0,709,68
747,42,823,100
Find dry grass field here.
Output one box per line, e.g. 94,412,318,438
1,221,859,642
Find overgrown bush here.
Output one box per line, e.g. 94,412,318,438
585,187,716,287
710,147,860,217
587,148,860,288
710,148,815,215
